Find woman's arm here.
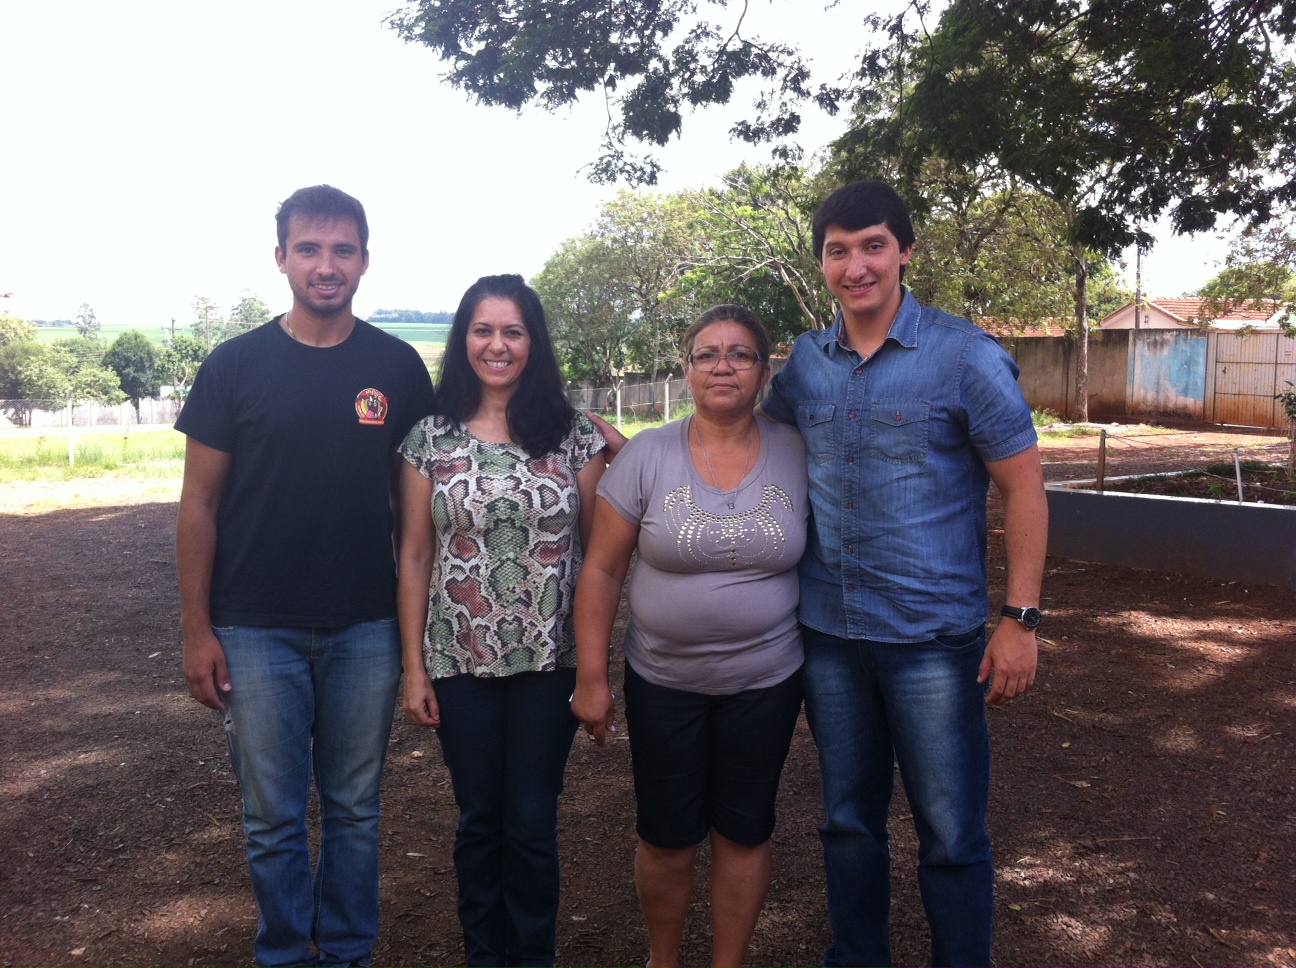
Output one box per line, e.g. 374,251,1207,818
575,452,606,552
571,497,639,745
396,458,440,728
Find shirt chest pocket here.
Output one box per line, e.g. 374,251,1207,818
868,400,930,464
796,402,836,465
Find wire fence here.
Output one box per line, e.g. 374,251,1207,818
1,398,183,430
567,377,696,427
1041,425,1296,504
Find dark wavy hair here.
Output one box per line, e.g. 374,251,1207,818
812,179,915,280
437,274,575,458
275,184,369,254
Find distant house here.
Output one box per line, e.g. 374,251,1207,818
1099,297,1284,331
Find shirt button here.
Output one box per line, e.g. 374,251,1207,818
847,546,855,555
847,456,856,464
846,501,855,510
848,411,857,419
846,584,857,592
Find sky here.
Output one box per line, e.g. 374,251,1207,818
1,1,1234,331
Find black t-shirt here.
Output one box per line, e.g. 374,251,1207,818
176,317,436,627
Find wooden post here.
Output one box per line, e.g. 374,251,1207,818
1096,428,1107,492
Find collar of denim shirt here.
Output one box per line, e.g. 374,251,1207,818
822,287,924,360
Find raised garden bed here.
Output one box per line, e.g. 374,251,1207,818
1046,462,1296,588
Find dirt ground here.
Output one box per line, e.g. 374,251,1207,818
1,427,1294,967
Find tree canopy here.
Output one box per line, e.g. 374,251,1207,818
104,330,162,417
386,0,844,183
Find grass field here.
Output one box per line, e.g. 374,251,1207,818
31,320,449,357
0,426,186,482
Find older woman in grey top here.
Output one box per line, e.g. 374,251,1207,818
572,305,808,968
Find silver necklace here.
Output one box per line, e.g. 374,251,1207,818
693,419,754,510
283,313,299,341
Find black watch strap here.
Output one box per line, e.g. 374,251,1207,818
1001,605,1043,630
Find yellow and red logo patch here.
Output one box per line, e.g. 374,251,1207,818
355,388,389,425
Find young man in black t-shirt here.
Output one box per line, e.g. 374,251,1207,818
176,185,435,967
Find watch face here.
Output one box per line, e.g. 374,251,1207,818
1021,607,1042,630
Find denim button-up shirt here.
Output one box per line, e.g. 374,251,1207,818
764,289,1036,643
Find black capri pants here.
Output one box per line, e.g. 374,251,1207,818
623,660,803,849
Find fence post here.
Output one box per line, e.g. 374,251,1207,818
1096,429,1107,492
664,381,670,422
616,380,623,432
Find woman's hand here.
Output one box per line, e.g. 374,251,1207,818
403,669,441,728
571,679,616,746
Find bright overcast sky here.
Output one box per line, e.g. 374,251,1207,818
2,0,1231,329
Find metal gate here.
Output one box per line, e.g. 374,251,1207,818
1205,332,1296,427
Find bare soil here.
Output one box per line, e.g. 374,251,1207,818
1084,462,1296,505
1,427,1294,967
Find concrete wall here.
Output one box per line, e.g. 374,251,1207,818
1004,329,1293,428
1001,330,1130,421
1127,330,1208,421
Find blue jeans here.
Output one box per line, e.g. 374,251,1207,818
215,620,402,967
434,668,579,967
802,626,993,968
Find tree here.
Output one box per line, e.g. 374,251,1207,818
682,164,835,341
393,0,1296,419
1197,223,1296,330
386,0,833,184
594,192,700,381
532,236,635,388
0,311,37,347
75,303,101,339
103,331,162,418
896,0,1296,418
222,292,271,343
0,341,62,425
159,333,208,399
50,336,124,409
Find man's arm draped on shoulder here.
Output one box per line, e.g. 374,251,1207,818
177,437,233,710
980,444,1048,705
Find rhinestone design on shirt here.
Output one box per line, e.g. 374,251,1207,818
663,484,794,569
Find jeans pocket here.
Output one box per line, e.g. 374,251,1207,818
869,399,930,464
797,402,836,465
931,625,985,653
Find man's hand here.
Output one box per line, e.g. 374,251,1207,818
586,411,628,462
183,629,232,711
978,620,1037,705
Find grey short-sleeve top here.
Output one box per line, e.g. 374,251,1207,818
597,414,808,695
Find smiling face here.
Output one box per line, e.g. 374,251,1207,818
820,222,912,331
275,214,368,318
685,319,769,418
466,296,531,397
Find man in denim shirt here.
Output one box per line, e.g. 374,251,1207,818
763,180,1047,967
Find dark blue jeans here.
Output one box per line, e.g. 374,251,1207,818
216,620,401,967
802,626,994,968
434,668,579,967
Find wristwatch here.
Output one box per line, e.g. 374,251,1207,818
1001,605,1043,630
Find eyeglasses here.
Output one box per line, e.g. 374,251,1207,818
687,349,764,371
